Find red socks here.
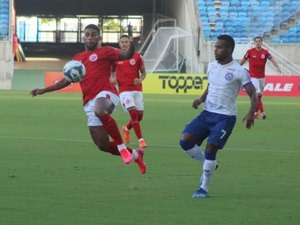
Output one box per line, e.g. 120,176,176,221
126,110,143,130
257,95,264,113
128,110,143,139
99,114,123,145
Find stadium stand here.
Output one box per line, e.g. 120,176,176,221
198,0,300,43
272,21,300,43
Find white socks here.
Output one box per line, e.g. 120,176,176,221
117,143,127,152
132,149,138,160
185,145,217,192
186,145,205,163
200,159,217,192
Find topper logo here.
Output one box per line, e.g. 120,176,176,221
158,75,207,93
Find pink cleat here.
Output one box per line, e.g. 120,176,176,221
134,148,147,174
119,148,133,164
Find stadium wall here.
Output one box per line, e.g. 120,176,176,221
41,72,300,97
0,0,14,90
271,44,300,65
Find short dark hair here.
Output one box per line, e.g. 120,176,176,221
120,34,130,39
254,36,263,41
217,34,235,53
84,24,100,35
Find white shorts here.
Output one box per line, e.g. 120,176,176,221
119,91,144,111
251,78,265,94
83,91,119,126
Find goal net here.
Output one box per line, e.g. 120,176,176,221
143,27,198,74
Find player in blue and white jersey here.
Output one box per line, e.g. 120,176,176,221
179,34,258,198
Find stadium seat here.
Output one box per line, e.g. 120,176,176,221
230,0,240,7
198,0,300,43
215,21,224,33
260,1,270,8
199,7,207,15
198,2,205,8
222,1,230,8
271,37,281,43
249,0,259,7
219,10,229,18
225,25,235,34
241,0,250,7
205,2,214,8
203,29,211,37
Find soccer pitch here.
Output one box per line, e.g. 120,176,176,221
0,91,299,225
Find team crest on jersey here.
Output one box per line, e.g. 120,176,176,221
89,53,98,62
225,72,233,81
129,59,136,65
261,54,266,59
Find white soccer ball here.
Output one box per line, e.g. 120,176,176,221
63,60,86,83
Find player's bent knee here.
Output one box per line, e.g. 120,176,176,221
179,139,195,151
97,144,109,153
94,110,106,118
92,139,109,152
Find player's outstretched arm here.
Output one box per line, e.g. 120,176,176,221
270,58,281,73
30,78,71,97
242,82,258,129
240,58,247,66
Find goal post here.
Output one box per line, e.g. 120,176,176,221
143,27,199,74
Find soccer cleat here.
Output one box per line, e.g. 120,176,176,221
134,148,147,174
254,112,260,119
192,188,209,198
122,125,131,144
119,148,133,164
138,139,148,148
261,112,267,120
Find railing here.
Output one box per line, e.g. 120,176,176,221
263,42,300,75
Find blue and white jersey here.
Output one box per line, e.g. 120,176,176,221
203,60,251,116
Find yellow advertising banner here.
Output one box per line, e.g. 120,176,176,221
143,74,208,95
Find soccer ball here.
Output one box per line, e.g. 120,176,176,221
63,60,86,83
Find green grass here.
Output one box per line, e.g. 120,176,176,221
0,91,299,225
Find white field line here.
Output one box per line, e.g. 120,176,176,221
0,135,298,154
